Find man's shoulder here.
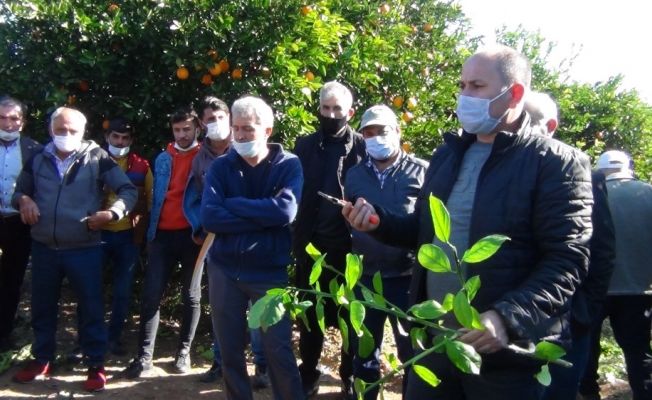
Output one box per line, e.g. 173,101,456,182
294,131,319,151
402,153,429,170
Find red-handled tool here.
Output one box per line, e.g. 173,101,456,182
317,191,380,224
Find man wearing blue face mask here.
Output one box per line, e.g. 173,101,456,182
343,45,594,399
343,105,427,400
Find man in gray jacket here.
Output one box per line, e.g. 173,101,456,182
11,107,137,392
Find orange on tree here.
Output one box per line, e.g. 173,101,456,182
300,5,313,16
304,71,315,81
392,95,404,108
207,49,218,60
201,74,213,85
107,3,119,14
423,23,433,33
231,68,243,80
176,66,189,80
406,97,417,110
218,59,230,72
401,142,412,153
379,4,390,14
261,67,271,78
102,119,110,130
401,111,414,123
208,63,222,76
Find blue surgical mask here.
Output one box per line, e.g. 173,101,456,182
456,86,511,134
364,126,399,161
108,144,130,158
0,129,20,141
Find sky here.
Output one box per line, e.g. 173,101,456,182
455,0,652,104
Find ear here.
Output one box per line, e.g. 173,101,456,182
546,119,558,135
265,127,273,138
346,107,355,121
509,83,526,106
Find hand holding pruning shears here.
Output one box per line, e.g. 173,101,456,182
318,191,380,231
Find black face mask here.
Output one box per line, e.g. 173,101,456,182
318,114,348,137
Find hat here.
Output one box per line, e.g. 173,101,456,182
596,150,631,170
360,105,398,130
108,117,133,134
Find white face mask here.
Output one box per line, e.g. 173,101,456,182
364,126,400,161
232,138,266,159
53,134,82,153
174,138,199,152
108,144,130,158
206,120,230,141
456,86,511,134
0,129,20,142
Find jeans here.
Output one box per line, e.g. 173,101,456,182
212,313,266,368
137,229,200,361
30,241,106,365
542,332,591,400
352,275,413,400
0,215,31,339
208,263,303,400
579,295,652,400
101,229,138,343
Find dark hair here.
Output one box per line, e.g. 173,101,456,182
107,117,134,135
170,106,200,126
197,96,229,120
0,96,27,118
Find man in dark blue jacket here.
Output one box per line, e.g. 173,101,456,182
200,96,304,400
343,45,593,399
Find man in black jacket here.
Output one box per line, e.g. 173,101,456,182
343,45,594,399
293,81,366,397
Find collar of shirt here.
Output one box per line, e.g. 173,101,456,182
365,151,404,189
45,142,78,179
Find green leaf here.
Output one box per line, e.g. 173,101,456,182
337,284,350,305
260,295,286,331
349,300,366,336
309,254,326,285
413,364,441,387
429,194,450,243
464,275,481,301
461,235,510,263
358,326,375,358
372,271,383,295
248,294,272,329
535,364,552,386
361,287,375,303
315,298,325,333
354,378,366,400
417,243,451,273
442,293,454,311
345,253,362,290
338,316,350,354
410,327,427,351
305,242,322,261
445,340,481,374
453,291,474,329
408,300,447,320
386,352,400,370
328,278,339,297
534,341,567,362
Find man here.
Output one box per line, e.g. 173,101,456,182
12,107,137,391
101,117,153,356
125,107,201,378
182,96,268,388
343,105,427,400
579,150,652,400
200,96,304,400
527,94,616,400
0,97,42,350
293,80,366,397
343,45,593,399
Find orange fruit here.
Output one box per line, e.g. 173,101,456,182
401,111,414,123
392,96,404,108
261,67,271,78
102,119,110,130
423,23,433,33
305,71,315,81
201,74,213,85
208,63,222,76
401,142,412,153
406,97,417,110
231,68,243,80
176,66,189,80
300,5,312,15
218,59,230,72
379,4,390,14
107,3,119,14
78,80,89,92
207,49,218,60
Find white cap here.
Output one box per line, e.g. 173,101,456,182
360,105,398,129
596,150,631,170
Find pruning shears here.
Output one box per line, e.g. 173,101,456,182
317,191,379,224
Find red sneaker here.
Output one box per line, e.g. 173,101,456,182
13,361,50,383
84,366,107,392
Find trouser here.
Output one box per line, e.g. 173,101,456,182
351,275,413,400
542,331,591,400
0,214,31,339
296,241,353,386
30,241,106,366
101,229,138,343
579,295,652,400
137,229,200,361
212,313,266,368
208,263,303,400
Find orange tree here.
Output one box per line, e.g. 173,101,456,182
0,0,475,158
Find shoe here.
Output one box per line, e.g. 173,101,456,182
124,358,152,379
108,340,127,356
173,351,191,374
13,361,50,383
83,366,106,392
199,361,222,383
251,364,270,390
300,368,321,398
66,346,83,364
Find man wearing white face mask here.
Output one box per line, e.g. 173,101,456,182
343,45,593,399
343,105,427,400
200,96,304,400
100,118,153,356
0,96,42,351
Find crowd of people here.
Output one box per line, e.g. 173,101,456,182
0,44,649,400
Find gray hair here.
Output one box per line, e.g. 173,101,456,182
319,81,353,111
476,45,532,88
231,96,274,128
525,91,558,127
0,96,27,118
49,107,87,131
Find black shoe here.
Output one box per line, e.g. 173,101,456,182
301,368,321,398
66,346,84,365
108,341,127,357
199,361,222,383
251,364,270,390
124,358,153,379
173,351,191,374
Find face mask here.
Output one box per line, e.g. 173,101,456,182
206,120,230,141
108,144,130,158
364,127,400,161
318,114,348,137
53,134,82,153
456,86,512,134
233,138,266,159
0,129,20,141
174,138,199,152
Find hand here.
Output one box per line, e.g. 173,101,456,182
18,195,40,225
86,210,114,231
458,310,508,354
342,197,380,232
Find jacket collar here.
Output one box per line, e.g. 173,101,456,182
317,125,354,149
